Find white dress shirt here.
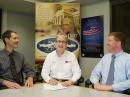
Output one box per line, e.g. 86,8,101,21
41,50,81,83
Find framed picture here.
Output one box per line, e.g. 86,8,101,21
81,16,104,58
35,3,80,81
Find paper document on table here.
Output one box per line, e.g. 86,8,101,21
43,83,67,90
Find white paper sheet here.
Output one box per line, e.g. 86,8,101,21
43,83,67,90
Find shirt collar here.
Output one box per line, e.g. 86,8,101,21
2,49,14,56
55,50,67,58
112,50,124,57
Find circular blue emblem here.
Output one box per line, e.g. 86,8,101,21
37,38,78,53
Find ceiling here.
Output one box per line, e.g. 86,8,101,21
0,0,107,15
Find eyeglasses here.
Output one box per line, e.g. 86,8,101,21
56,40,67,44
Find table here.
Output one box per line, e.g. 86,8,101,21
0,83,129,97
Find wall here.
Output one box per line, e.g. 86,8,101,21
80,0,110,84
1,1,110,85
2,10,35,66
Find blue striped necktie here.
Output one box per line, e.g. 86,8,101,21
106,55,116,85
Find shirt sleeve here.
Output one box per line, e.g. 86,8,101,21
0,52,4,84
70,54,81,82
0,62,4,84
90,58,103,84
41,54,51,83
22,54,35,78
112,60,130,92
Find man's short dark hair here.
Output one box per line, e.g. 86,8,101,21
2,30,17,45
109,32,125,49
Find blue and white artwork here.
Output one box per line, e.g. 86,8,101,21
81,16,104,58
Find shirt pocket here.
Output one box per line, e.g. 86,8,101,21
115,61,126,80
0,62,2,71
0,61,10,74
63,61,72,73
15,61,22,73
50,61,57,72
101,63,110,82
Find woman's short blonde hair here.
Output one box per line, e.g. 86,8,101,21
56,32,68,42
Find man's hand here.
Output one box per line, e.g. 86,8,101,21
24,77,33,87
61,80,74,87
3,80,22,89
48,79,58,86
94,82,113,91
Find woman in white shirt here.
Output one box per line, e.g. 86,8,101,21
41,32,81,87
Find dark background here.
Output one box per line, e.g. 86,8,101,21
111,0,130,53
0,9,2,38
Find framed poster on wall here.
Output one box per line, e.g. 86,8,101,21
35,3,80,81
81,16,104,58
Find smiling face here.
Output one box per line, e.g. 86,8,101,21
5,32,19,49
55,33,68,54
107,35,121,53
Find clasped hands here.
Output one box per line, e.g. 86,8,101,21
48,79,74,87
